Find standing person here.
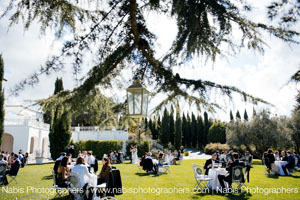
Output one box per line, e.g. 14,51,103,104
87,151,95,166
69,145,75,158
132,145,138,164
8,152,14,168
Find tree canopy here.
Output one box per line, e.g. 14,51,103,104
2,0,300,113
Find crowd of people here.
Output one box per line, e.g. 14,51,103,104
0,150,28,186
263,148,299,176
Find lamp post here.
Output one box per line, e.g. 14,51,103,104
126,80,150,140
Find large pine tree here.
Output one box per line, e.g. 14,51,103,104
0,55,5,147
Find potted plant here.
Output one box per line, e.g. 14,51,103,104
35,150,44,164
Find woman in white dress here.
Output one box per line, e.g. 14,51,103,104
132,145,138,164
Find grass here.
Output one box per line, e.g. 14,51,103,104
1,160,300,200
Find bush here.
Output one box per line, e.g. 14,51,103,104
126,140,150,158
72,140,123,159
207,122,226,144
183,151,189,156
204,143,230,154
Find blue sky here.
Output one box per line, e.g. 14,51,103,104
0,0,299,121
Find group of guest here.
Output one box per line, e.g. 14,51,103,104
108,150,124,164
0,150,28,168
203,152,249,191
53,152,112,189
263,148,298,176
0,152,21,186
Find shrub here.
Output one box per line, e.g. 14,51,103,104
72,140,123,159
126,140,150,158
207,122,226,144
204,143,230,154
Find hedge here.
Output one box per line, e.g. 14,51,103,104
71,140,123,159
204,143,230,155
126,140,150,158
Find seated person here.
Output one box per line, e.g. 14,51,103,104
2,154,20,185
282,151,295,176
140,153,147,167
143,152,158,174
274,151,280,161
97,157,112,185
72,157,94,188
281,151,288,161
218,153,243,190
173,150,182,165
265,149,275,172
204,154,220,175
53,152,67,174
56,157,70,188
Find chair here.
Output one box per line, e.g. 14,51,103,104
17,194,49,199
192,163,212,192
158,160,170,174
8,163,20,184
232,166,245,192
51,170,68,198
69,173,86,200
143,159,154,173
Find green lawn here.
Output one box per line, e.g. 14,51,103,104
1,159,300,200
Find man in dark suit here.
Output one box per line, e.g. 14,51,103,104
204,154,219,175
282,151,295,176
265,149,275,172
2,154,20,185
218,153,243,190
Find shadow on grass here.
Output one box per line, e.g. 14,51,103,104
266,174,279,179
42,175,53,180
135,172,166,177
193,191,252,200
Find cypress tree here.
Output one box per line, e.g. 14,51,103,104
186,113,191,147
175,113,182,150
0,55,5,147
191,113,197,148
49,106,71,159
169,106,175,145
182,113,187,147
244,109,249,121
203,111,210,146
54,77,64,94
197,115,204,149
230,110,234,121
160,108,170,146
236,110,241,119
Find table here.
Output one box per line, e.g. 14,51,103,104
274,161,289,176
208,168,228,190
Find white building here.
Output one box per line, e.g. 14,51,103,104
1,105,129,162
1,105,51,160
